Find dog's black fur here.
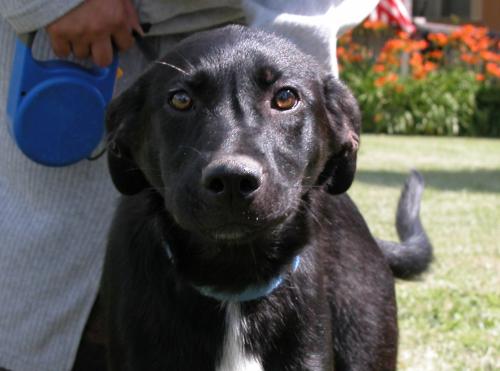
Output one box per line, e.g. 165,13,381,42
101,25,432,371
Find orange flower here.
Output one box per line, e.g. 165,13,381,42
468,36,491,52
351,54,364,63
363,19,388,31
471,26,488,39
386,73,398,83
461,53,480,64
336,41,368,64
373,64,385,73
451,24,488,42
428,50,444,60
410,52,423,67
423,61,437,72
412,71,423,79
340,30,353,43
451,24,492,54
486,63,500,78
480,51,500,63
394,84,405,93
475,73,485,81
397,31,410,40
409,40,429,52
374,72,399,87
377,51,400,67
428,33,448,47
384,38,407,52
374,76,385,87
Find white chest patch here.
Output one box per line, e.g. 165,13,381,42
216,302,264,371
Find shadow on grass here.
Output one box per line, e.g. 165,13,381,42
355,169,500,193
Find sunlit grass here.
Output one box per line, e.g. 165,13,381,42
348,135,500,370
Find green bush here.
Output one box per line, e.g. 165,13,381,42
342,67,481,136
474,85,500,136
338,23,500,137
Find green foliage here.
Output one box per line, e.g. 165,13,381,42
341,67,485,136
338,23,500,137
474,85,500,136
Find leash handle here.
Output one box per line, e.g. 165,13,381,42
6,31,118,166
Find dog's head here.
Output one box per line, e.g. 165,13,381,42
106,25,360,287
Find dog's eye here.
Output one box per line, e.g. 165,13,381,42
272,88,299,110
169,91,193,111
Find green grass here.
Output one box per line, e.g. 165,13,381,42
348,135,500,370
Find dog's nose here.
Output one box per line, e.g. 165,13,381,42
202,156,263,200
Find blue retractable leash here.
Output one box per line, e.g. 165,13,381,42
6,32,119,167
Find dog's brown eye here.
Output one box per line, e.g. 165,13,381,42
272,88,298,110
169,91,193,111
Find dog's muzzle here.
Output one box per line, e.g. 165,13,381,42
201,155,264,207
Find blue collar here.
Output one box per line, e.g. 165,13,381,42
164,243,301,302
194,256,301,302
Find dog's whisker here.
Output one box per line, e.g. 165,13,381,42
173,50,196,71
249,245,258,271
178,145,207,160
298,200,323,227
155,60,189,75
291,186,324,191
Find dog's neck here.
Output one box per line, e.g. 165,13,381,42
164,242,301,302
194,255,301,302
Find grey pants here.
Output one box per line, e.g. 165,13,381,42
0,19,184,371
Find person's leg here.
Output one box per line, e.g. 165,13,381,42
0,19,116,371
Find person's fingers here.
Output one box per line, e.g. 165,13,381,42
49,35,71,58
45,0,140,62
112,28,134,51
91,38,114,67
123,0,143,35
71,41,91,59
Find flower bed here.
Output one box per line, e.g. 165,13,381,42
338,21,500,136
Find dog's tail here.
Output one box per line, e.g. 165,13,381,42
376,170,433,279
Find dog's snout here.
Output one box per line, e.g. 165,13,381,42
202,156,264,200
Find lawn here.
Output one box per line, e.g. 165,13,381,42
348,135,500,370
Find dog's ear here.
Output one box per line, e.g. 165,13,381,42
106,81,150,195
317,75,361,195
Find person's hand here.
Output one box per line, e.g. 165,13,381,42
46,0,142,67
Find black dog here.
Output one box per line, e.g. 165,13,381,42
101,25,432,371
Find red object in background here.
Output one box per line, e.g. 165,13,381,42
371,0,416,34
